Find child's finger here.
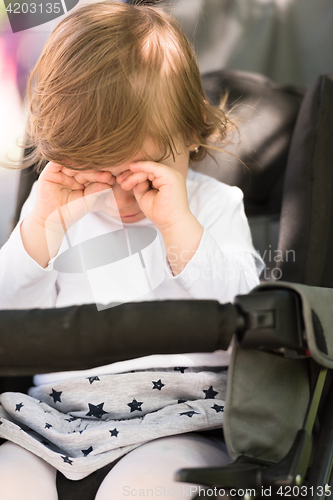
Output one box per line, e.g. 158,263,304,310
73,170,114,186
58,173,87,190
129,161,174,189
83,176,116,189
129,161,168,178
118,171,150,190
60,165,79,177
41,164,112,191
43,161,67,173
41,169,85,191
84,181,113,196
115,169,131,184
81,183,114,211
132,179,152,197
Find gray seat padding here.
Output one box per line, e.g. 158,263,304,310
194,69,303,216
277,75,333,287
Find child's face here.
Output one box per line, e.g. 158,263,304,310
79,138,192,223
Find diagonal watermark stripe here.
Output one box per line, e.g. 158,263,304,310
46,187,165,312
2,0,79,33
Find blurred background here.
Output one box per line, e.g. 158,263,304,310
1,0,333,247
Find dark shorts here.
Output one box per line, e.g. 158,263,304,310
56,429,226,500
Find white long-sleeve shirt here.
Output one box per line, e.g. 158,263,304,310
0,168,264,384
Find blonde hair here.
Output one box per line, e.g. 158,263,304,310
25,1,233,172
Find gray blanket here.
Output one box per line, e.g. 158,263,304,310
0,367,227,480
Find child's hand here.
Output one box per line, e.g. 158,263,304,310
117,160,204,276
30,162,115,231
116,161,191,232
21,162,116,267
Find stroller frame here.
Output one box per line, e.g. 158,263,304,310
177,287,333,499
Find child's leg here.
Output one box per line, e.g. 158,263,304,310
0,441,58,500
95,433,231,500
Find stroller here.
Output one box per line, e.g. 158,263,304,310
1,69,333,499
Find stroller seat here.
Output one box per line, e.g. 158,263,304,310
176,72,333,497
1,69,333,499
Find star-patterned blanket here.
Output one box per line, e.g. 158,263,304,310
0,367,227,480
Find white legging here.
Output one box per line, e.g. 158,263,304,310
0,434,231,499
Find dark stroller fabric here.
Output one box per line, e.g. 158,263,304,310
197,69,304,217
224,336,310,463
0,300,235,375
277,75,333,286
253,281,333,369
222,74,333,466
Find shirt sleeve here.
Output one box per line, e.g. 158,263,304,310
165,229,261,303
164,177,265,304
0,182,58,309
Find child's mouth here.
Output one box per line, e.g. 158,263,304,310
121,212,142,218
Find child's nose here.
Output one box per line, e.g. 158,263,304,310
108,181,136,210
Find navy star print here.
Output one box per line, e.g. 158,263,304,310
0,367,228,475
152,379,165,391
203,386,218,399
82,446,93,456
179,411,200,418
49,389,62,403
211,404,224,413
174,367,187,373
86,403,108,419
87,376,100,385
128,399,143,412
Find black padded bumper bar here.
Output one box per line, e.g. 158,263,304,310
0,288,305,376
0,300,238,375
